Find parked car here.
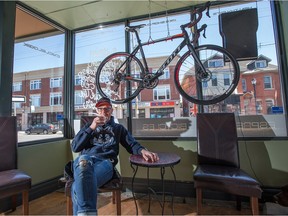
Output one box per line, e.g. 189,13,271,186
25,123,58,135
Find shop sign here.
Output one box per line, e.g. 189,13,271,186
150,101,175,106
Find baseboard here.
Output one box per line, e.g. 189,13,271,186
122,177,281,203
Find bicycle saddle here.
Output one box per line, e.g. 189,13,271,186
125,24,146,32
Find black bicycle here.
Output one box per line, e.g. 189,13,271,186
96,2,240,105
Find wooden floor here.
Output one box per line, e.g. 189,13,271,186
1,189,261,215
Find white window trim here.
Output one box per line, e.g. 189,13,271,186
30,94,41,107
50,92,62,106
50,77,62,88
263,76,273,89
30,80,41,90
153,85,171,100
13,82,22,92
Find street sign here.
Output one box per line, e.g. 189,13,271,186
271,106,283,114
57,114,64,121
12,96,26,102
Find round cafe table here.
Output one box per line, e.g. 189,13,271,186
129,152,181,215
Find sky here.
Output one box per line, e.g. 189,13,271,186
13,0,277,73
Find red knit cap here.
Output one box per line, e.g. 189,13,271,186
96,97,112,107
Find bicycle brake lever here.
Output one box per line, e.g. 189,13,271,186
197,24,207,38
206,2,211,18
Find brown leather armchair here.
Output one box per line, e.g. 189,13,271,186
0,116,31,215
193,113,262,215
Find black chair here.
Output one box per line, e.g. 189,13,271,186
193,113,262,215
0,116,31,215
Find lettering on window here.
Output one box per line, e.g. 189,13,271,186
77,61,99,110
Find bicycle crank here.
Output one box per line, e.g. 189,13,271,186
143,73,159,89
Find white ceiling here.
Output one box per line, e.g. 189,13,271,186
19,0,206,30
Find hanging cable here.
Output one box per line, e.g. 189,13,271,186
165,1,170,37
147,0,154,44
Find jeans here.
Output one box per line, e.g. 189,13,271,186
72,154,114,215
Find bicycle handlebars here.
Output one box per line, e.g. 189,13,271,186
182,1,211,29
126,1,211,42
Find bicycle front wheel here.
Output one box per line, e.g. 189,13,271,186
174,45,240,105
96,52,144,104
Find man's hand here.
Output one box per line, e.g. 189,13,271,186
90,115,107,130
140,149,159,162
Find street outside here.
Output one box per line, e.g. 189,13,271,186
18,131,64,142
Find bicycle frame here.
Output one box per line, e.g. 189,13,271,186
128,25,207,81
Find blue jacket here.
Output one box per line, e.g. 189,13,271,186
71,116,145,166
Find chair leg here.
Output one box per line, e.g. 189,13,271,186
236,196,241,211
67,196,73,215
250,197,259,215
22,190,29,215
196,188,202,215
112,191,116,204
11,194,17,211
115,190,121,215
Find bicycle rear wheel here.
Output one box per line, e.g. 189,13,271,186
174,45,240,105
96,52,144,104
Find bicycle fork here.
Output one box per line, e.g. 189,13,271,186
186,43,209,79
183,31,208,102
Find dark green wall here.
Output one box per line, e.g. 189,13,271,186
18,139,288,188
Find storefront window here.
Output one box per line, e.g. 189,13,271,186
13,7,65,142
11,1,287,141
196,1,286,137
74,24,127,134
127,1,286,138
70,1,287,137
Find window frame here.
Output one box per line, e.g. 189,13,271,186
255,60,267,68
50,77,63,88
264,76,273,89
50,92,62,106
153,85,171,101
208,59,224,68
13,82,22,92
30,80,41,90
30,94,41,107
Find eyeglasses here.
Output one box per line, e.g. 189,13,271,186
97,107,112,112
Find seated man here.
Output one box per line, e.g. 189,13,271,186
71,97,159,215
